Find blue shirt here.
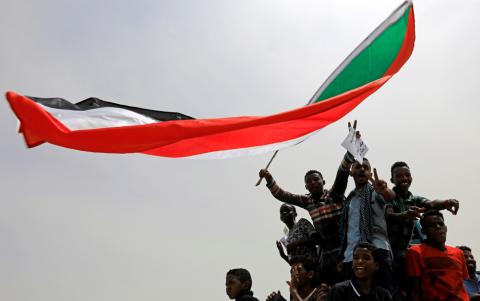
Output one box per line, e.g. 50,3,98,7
343,190,391,262
464,272,480,296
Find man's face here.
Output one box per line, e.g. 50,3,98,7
290,262,313,288
304,172,324,195
225,275,246,300
351,160,371,186
280,204,296,224
463,250,477,274
391,166,412,193
422,215,447,244
352,247,378,280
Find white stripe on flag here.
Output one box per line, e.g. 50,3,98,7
39,104,159,130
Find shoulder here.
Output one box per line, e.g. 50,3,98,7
446,245,465,258
446,245,462,254
293,218,316,233
297,218,314,226
409,243,425,252
329,280,352,293
236,295,259,301
374,286,393,300
406,244,425,258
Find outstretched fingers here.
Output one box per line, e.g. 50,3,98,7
368,168,379,185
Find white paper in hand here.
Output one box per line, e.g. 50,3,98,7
341,127,368,163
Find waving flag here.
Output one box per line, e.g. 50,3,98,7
6,1,415,159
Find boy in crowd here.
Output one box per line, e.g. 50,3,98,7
259,124,357,282
276,204,318,265
386,161,460,296
225,268,259,301
405,210,469,301
327,242,392,301
266,257,329,301
457,245,480,300
340,158,396,297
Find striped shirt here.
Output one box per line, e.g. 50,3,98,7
267,167,349,250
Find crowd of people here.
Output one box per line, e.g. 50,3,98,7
225,123,479,301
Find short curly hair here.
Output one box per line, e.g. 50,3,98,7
226,268,252,290
304,170,323,180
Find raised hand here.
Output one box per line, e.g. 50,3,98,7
347,120,361,139
444,199,459,215
286,280,300,301
369,168,386,192
368,168,395,200
276,241,288,262
266,291,286,301
259,169,273,184
315,283,329,301
404,206,426,220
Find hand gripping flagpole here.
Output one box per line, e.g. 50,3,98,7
255,150,278,186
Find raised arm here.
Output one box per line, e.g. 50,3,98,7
276,241,290,264
330,121,362,198
259,169,307,208
385,206,425,222
425,199,459,215
329,152,355,199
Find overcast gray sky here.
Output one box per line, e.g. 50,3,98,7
1,0,479,300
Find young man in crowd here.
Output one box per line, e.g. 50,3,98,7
405,210,469,301
225,268,259,301
260,162,352,283
327,242,392,301
340,158,396,297
386,161,460,296
276,203,318,265
259,124,357,283
457,245,480,300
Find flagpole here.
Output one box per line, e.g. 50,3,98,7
255,150,278,186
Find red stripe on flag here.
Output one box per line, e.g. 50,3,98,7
6,78,388,157
384,6,415,77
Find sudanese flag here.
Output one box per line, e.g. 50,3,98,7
6,0,415,159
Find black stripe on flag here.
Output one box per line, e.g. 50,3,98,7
27,96,195,122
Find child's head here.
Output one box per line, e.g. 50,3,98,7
390,161,412,193
279,204,297,225
225,268,252,299
352,242,379,281
350,158,371,187
290,257,317,288
420,210,447,244
304,170,325,195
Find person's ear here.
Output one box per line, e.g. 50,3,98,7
241,281,251,290
375,262,379,271
390,177,394,184
322,179,326,185
307,270,315,279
